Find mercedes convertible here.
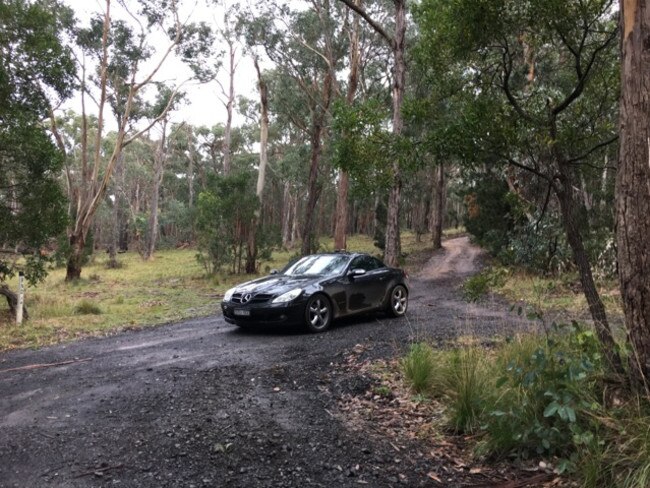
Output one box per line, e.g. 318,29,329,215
220,252,409,332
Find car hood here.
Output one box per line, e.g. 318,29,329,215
233,274,322,296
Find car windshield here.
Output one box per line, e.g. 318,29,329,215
283,255,350,277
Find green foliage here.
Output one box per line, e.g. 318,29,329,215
74,300,102,315
195,172,265,274
0,0,75,286
401,324,650,482
331,99,393,196
482,323,604,465
463,268,507,302
401,343,436,394
463,175,519,258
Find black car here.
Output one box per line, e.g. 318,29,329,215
221,252,409,332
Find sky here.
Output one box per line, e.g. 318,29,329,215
61,0,260,129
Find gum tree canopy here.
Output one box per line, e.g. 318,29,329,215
0,0,75,296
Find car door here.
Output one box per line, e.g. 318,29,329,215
345,256,389,312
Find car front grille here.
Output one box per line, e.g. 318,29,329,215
231,293,273,304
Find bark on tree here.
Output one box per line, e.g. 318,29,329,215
301,98,328,255
431,162,445,250
221,38,237,175
334,0,362,251
281,181,293,249
143,119,168,260
246,58,269,273
616,0,650,390
555,177,619,356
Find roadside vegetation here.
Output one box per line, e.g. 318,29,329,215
400,323,650,487
0,230,448,351
398,236,635,485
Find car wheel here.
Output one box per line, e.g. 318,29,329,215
387,285,408,317
305,294,332,333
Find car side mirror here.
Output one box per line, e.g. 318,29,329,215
269,269,279,275
349,268,366,278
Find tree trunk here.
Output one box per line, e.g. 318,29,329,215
431,162,445,250
301,120,325,256
334,0,362,251
291,192,300,247
616,0,650,389
66,233,85,281
246,58,269,274
383,0,406,267
222,40,236,176
281,182,292,248
301,66,333,256
143,121,167,260
334,172,350,250
555,176,621,370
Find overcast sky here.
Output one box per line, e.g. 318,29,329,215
61,0,260,129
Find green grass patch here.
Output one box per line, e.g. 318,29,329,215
74,299,102,315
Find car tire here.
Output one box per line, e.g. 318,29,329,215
304,294,332,333
386,285,408,317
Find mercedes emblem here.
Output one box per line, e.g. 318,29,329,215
241,293,253,304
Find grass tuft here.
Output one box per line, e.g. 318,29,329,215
401,343,436,394
74,300,103,315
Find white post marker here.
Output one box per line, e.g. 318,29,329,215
16,271,24,325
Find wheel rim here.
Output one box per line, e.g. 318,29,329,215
308,297,330,329
392,287,407,315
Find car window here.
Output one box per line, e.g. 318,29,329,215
284,255,350,277
350,255,384,271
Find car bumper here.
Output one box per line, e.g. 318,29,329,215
221,299,306,326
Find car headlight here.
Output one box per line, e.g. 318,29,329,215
223,287,236,302
272,288,303,304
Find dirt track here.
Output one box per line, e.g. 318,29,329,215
0,237,535,487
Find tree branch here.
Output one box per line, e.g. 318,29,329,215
552,27,618,115
566,135,618,164
336,0,393,47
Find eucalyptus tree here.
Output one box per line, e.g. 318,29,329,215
616,0,650,389
417,0,622,367
333,0,362,250
242,0,347,256
337,0,408,266
48,0,205,281
0,0,75,312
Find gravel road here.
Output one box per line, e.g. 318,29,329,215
0,237,534,487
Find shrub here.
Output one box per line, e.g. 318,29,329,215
463,267,507,302
481,323,604,465
74,300,102,315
